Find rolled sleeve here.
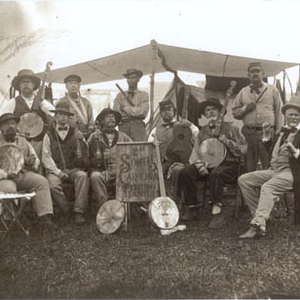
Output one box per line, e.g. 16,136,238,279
42,134,61,175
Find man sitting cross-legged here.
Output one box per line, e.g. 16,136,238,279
239,96,300,239
42,102,90,225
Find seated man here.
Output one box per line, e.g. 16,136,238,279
148,99,199,176
0,113,54,229
88,108,132,208
177,98,246,227
239,96,300,239
42,102,90,225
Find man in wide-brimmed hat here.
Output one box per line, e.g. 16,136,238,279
177,97,246,227
57,74,94,139
239,95,300,239
1,69,55,118
232,62,284,172
42,101,90,225
0,69,56,171
0,113,55,231
88,107,132,208
113,68,149,141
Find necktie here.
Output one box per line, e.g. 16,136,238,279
279,127,297,146
250,84,263,94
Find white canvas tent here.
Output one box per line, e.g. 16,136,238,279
38,40,298,84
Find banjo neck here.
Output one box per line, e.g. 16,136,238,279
213,80,237,137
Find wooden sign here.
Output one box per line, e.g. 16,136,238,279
116,142,159,203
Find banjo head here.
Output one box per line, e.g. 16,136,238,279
96,200,125,234
148,197,179,229
17,112,44,139
0,145,24,175
197,138,227,168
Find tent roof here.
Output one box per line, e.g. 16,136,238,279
38,42,299,85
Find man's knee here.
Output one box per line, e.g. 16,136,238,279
90,171,105,183
0,180,17,193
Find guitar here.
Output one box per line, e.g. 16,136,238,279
197,80,237,168
165,85,193,164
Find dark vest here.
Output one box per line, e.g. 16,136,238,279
47,127,78,170
156,123,174,160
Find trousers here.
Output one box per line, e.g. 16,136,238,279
47,169,90,214
178,161,238,206
241,126,274,172
238,168,293,228
14,171,53,217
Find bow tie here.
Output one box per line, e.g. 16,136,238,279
250,84,263,94
58,127,68,131
162,122,174,128
209,123,216,129
280,127,297,134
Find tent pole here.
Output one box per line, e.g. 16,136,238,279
149,40,159,132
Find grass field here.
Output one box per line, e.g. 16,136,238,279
1,198,300,299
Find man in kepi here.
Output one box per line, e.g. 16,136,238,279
232,62,283,172
239,96,300,239
42,102,90,225
113,68,149,141
0,113,55,230
57,74,94,139
177,98,246,227
88,108,132,208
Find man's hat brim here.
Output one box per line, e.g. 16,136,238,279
96,108,122,126
282,103,300,115
12,75,41,91
123,69,143,78
64,74,82,83
0,114,20,126
199,98,223,116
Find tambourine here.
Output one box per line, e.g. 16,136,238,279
148,196,179,229
0,144,24,175
96,200,125,234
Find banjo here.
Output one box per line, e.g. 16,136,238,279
148,139,179,229
197,81,237,168
17,62,53,140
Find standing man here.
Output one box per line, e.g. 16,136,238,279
232,62,283,172
113,68,149,141
57,74,94,139
0,69,55,161
177,98,246,227
0,113,55,229
239,96,300,238
88,108,132,208
42,102,90,225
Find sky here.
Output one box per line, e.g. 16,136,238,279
1,0,300,100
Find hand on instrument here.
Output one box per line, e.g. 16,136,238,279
24,155,36,167
179,119,192,127
194,162,209,176
7,173,17,180
219,134,230,146
58,171,69,182
262,122,271,141
75,130,84,140
245,102,256,113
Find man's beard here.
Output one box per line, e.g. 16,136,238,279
4,128,16,142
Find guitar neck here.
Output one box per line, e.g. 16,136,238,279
181,86,190,120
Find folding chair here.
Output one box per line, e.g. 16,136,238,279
0,191,36,240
